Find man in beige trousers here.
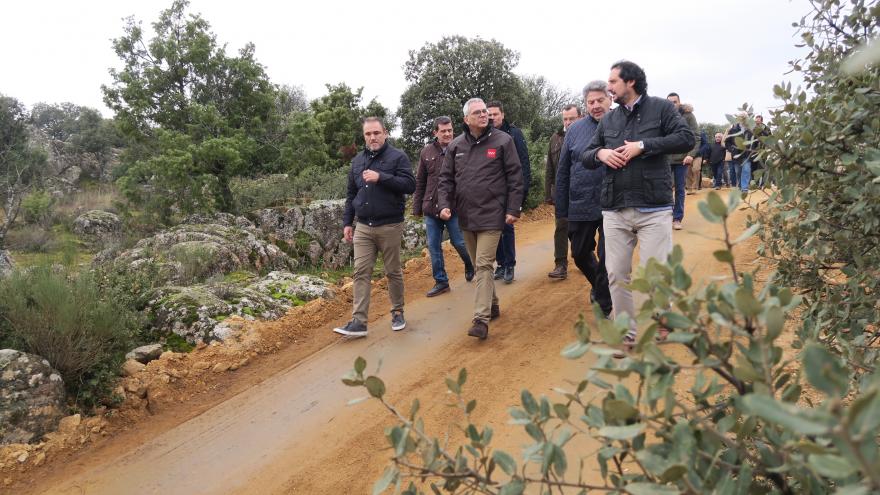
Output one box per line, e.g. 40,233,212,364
333,118,416,338
438,98,524,340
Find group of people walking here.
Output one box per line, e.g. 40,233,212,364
332,59,760,355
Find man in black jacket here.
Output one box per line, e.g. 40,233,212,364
708,132,727,189
333,117,416,338
582,60,694,354
487,101,530,284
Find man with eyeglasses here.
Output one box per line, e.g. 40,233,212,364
437,98,524,340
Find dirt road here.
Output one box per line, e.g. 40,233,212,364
29,190,754,495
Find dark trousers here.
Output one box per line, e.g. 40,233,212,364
712,161,725,188
672,164,687,222
554,217,569,265
568,219,612,314
495,223,516,268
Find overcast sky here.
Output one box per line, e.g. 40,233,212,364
2,0,813,125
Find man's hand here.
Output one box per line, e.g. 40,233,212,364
343,225,354,243
505,214,518,225
615,141,643,162
597,148,627,169
439,208,452,220
362,170,380,183
683,155,694,165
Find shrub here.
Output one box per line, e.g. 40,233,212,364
288,166,348,202
19,189,54,226
0,265,139,410
4,225,55,252
230,174,293,213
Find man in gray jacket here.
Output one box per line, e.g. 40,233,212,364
555,81,613,316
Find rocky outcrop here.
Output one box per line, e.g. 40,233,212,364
95,214,297,287
73,210,121,246
0,350,66,445
252,200,428,269
125,344,163,364
0,250,14,277
148,271,334,343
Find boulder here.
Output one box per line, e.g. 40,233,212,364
147,271,334,343
73,210,122,245
0,250,15,277
125,344,164,364
0,350,66,445
121,359,146,376
95,213,297,287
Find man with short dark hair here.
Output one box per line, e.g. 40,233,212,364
546,104,582,280
413,116,475,297
333,117,416,338
487,101,530,284
666,92,699,230
582,61,695,354
555,81,613,316
438,98,524,340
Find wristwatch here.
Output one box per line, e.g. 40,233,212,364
638,141,645,150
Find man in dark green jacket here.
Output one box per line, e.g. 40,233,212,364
666,93,699,230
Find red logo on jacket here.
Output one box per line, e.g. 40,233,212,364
486,148,497,159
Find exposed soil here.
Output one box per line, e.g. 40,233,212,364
4,191,760,495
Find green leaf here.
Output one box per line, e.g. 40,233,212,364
625,482,681,494
698,201,722,223
659,312,694,330
803,342,849,397
741,394,828,435
457,368,467,387
492,450,517,476
809,454,858,478
735,288,763,317
354,356,366,375
764,306,785,341
598,317,623,345
561,341,591,359
372,466,399,495
347,396,369,406
553,403,570,421
365,376,386,399
466,399,477,414
445,377,461,395
598,423,645,440
659,464,688,483
733,223,761,244
604,399,639,421
713,249,734,263
521,390,538,414
499,478,525,495
707,192,728,217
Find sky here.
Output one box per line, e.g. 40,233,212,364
1,0,814,125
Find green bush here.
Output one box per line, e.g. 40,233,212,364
0,265,139,410
20,189,54,226
288,166,348,202
230,174,293,213
4,225,55,253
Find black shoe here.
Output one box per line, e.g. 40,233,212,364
468,319,488,340
503,266,514,284
426,283,450,297
333,319,367,338
548,263,567,279
493,266,504,280
391,311,406,331
490,304,500,320
465,266,475,282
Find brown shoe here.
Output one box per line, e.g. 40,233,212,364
490,304,500,320
547,263,568,279
468,319,489,340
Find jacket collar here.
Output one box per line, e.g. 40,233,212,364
464,123,493,143
365,141,389,159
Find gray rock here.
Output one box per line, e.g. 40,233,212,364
0,350,66,445
73,210,121,246
0,250,15,277
125,344,163,364
95,215,297,287
402,218,427,250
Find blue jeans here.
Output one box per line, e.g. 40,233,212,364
495,223,516,268
671,163,687,222
712,161,725,188
726,161,736,186
735,159,752,192
425,214,473,284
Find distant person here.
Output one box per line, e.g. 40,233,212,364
753,115,772,187
487,101,530,284
437,98,524,339
555,80,614,317
708,132,727,189
666,93,699,230
546,104,583,280
582,61,694,355
697,128,710,189
333,117,416,338
726,116,754,193
412,116,475,297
